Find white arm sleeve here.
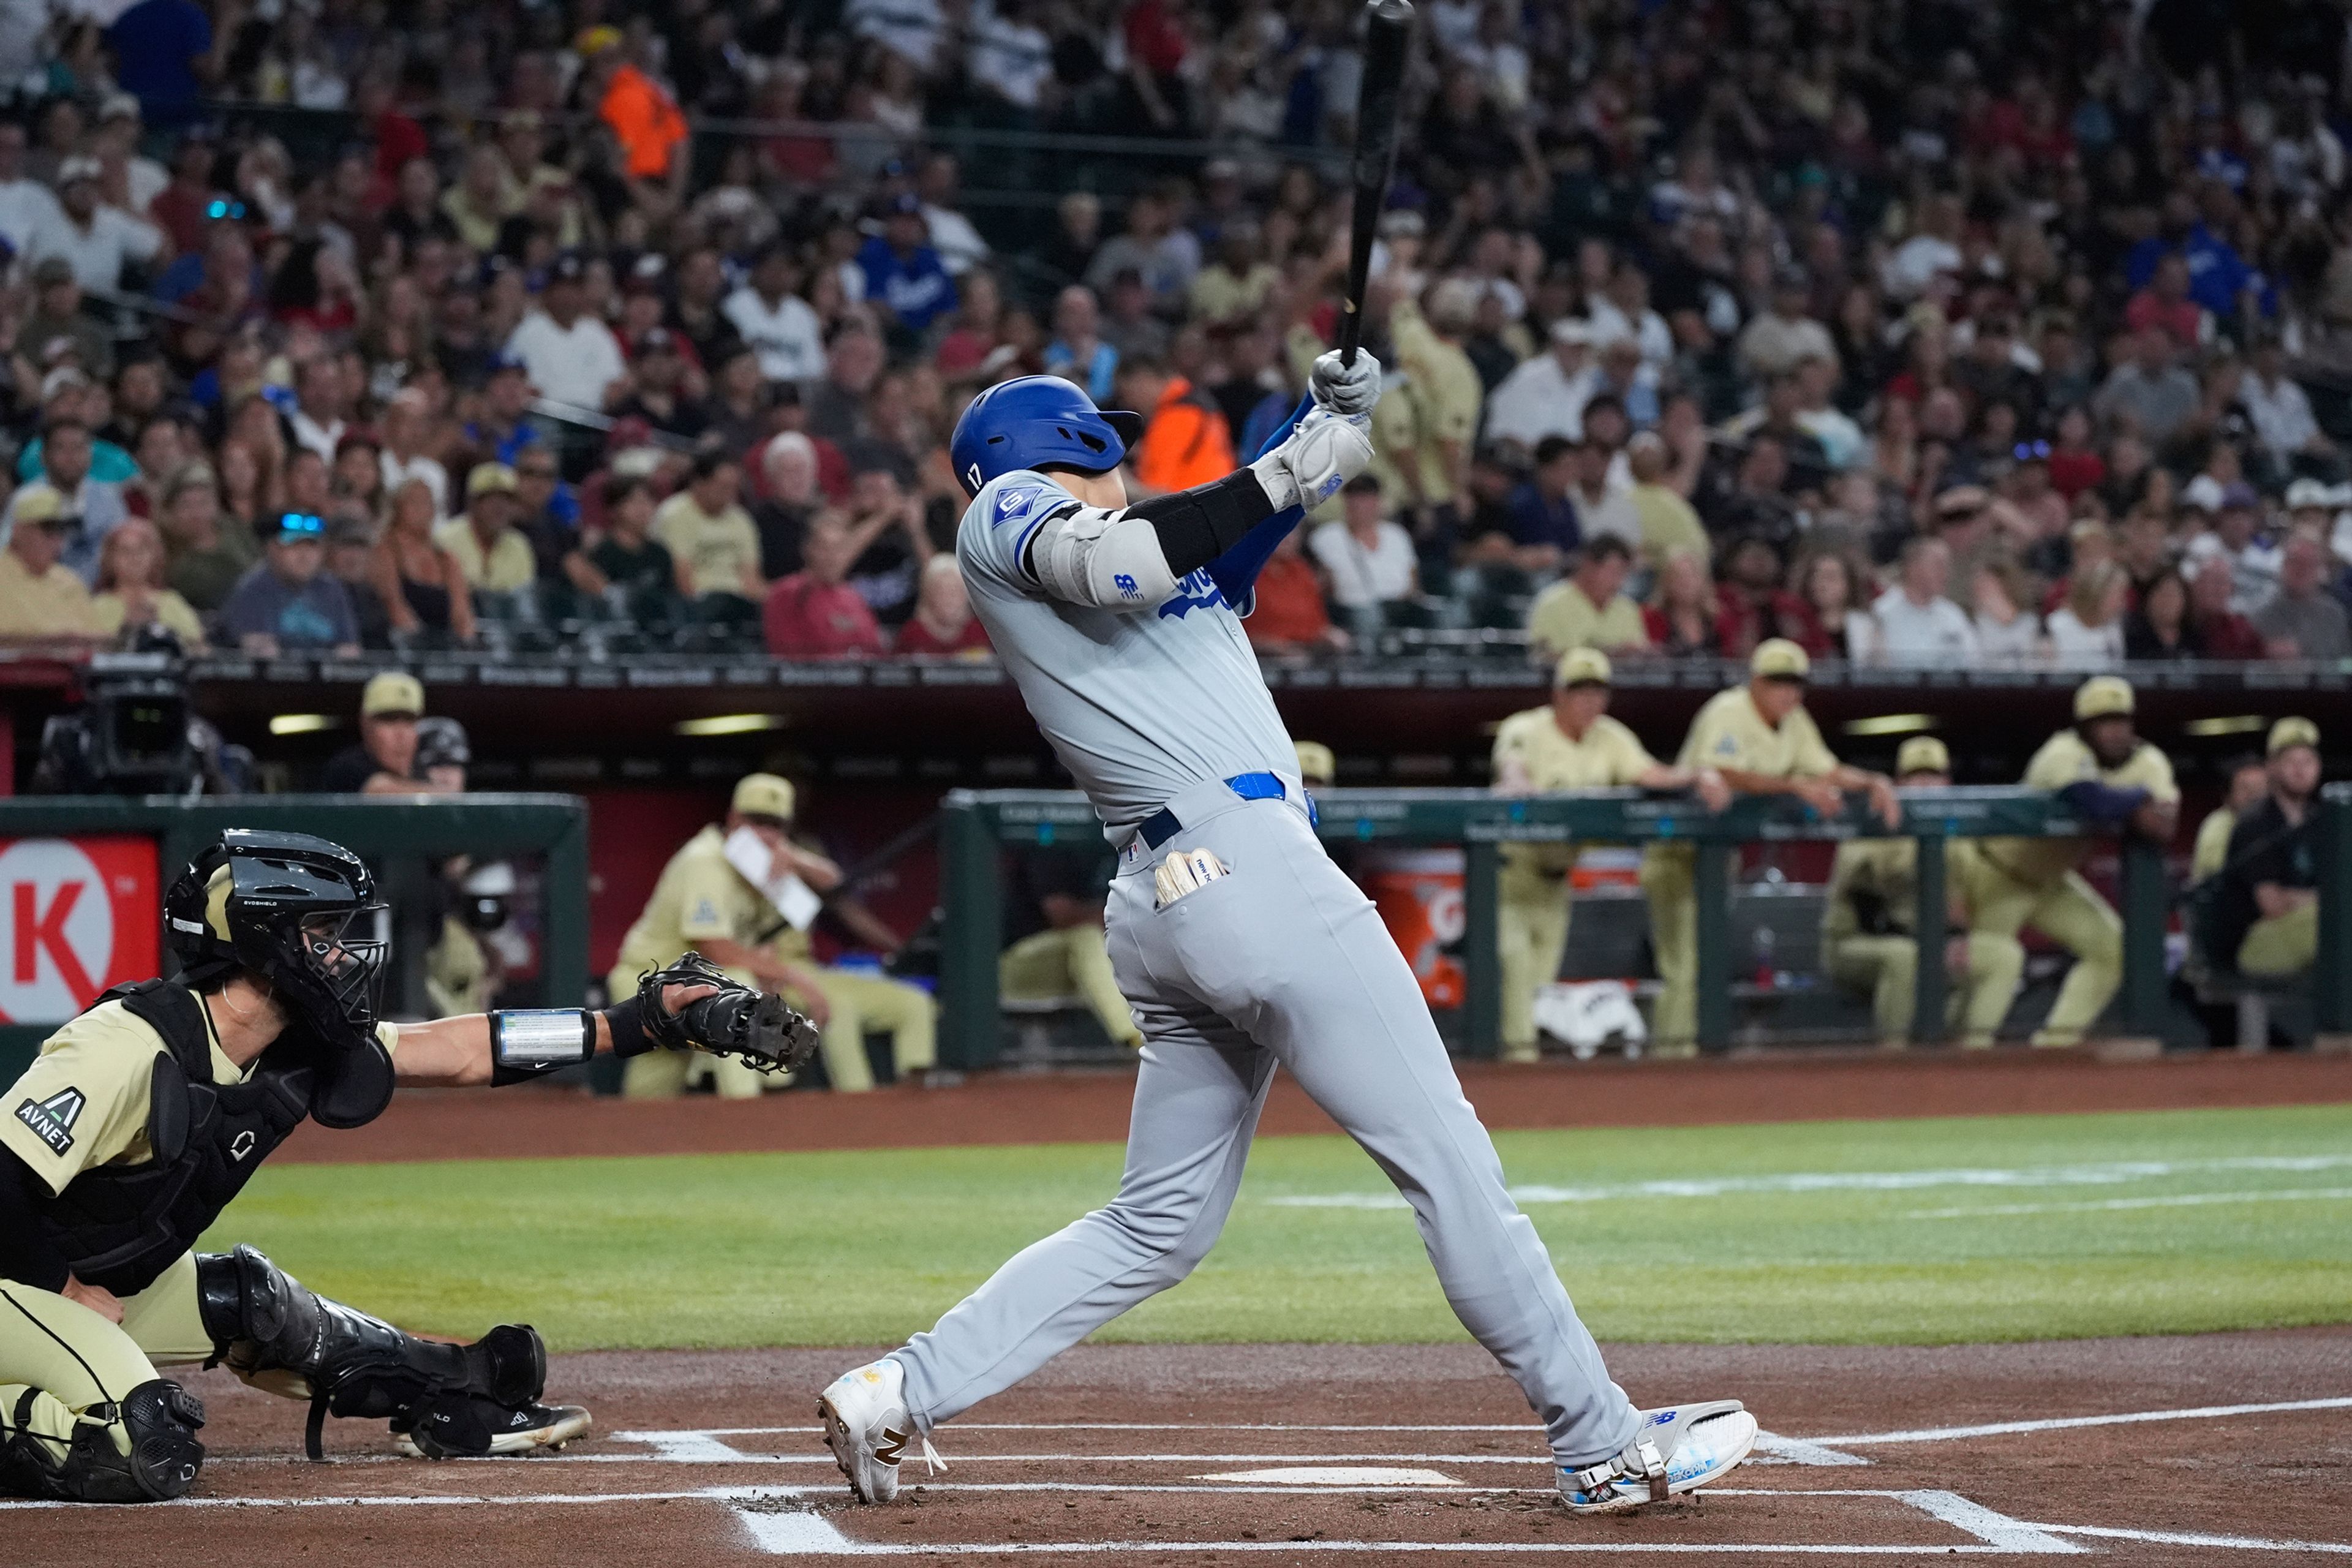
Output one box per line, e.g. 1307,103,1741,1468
1025,503,1182,612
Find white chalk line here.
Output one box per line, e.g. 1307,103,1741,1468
1809,1395,2352,1447
2041,1524,2352,1555
1905,1186,2352,1219
1263,1153,2352,1210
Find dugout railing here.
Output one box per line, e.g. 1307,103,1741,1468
0,794,590,1079
937,783,2352,1067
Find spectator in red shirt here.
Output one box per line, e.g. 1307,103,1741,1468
764,521,885,658
2188,554,2265,659
894,556,992,657
2046,405,2106,500
2123,254,2207,349
1244,529,1347,653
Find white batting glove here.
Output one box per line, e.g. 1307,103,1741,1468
1310,349,1382,417
1249,408,1376,513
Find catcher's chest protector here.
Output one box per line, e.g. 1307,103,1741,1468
35,981,362,1295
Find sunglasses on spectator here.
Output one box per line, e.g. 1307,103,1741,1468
205,198,249,221
2012,442,2051,462
275,511,325,540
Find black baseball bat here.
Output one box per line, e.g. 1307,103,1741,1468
1338,0,1415,368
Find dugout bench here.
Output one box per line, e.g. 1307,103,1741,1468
935,784,2352,1068
0,794,592,1081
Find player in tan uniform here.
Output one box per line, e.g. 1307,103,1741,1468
1493,649,1726,1061
2192,755,2269,884
1640,640,1899,1054
616,774,937,1096
1821,737,2019,1048
1966,676,2179,1047
0,830,804,1503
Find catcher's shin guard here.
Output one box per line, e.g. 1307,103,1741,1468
195,1244,546,1460
1,1381,206,1503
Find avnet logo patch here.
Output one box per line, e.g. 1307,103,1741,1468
14,1087,85,1156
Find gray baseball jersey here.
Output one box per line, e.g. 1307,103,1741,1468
957,469,1296,831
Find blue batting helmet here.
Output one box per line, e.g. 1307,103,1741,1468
950,375,1145,498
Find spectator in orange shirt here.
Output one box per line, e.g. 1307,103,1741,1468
1243,528,1349,654
1117,356,1236,496
583,28,688,185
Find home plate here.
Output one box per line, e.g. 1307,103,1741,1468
1192,1466,1464,1487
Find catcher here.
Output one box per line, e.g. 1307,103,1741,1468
0,829,815,1504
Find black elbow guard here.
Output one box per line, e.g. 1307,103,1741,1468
1130,470,1275,578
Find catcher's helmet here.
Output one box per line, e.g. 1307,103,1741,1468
165,831,392,1126
949,375,1144,498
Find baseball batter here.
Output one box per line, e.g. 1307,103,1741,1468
818,368,1759,1515
0,830,809,1503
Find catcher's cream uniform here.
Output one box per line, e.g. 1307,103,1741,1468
0,997,401,1464
1490,707,1658,1060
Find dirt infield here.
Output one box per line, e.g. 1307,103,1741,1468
11,1332,2348,1565
281,1049,2352,1163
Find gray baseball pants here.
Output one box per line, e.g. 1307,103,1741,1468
891,777,1643,1467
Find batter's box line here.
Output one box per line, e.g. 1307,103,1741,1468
741,1488,2088,1556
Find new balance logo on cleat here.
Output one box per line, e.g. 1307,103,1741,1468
875,1427,908,1464
14,1088,84,1155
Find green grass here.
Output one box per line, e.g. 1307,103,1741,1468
203,1104,2352,1350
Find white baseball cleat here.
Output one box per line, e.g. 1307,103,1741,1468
1558,1400,1758,1514
818,1359,943,1503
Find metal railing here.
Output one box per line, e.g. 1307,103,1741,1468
935,784,2352,1067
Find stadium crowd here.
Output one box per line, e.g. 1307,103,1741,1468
0,0,2347,673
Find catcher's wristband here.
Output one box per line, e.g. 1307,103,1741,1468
489,1009,597,1086
602,995,660,1058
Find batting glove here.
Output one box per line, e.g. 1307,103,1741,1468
1310,349,1382,417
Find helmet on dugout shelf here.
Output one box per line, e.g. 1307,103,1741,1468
950,375,1145,498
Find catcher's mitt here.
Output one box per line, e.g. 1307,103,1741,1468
638,953,820,1076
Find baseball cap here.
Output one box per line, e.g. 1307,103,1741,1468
1751,638,1811,681
1934,484,1991,521
2286,478,2334,511
361,671,426,719
2268,716,2320,757
99,91,140,123
2073,674,2135,721
466,463,519,498
8,483,72,528
1894,736,1950,777
1555,647,1613,688
56,156,100,186
2182,475,2226,513
2217,481,2260,512
1550,316,1595,347
1293,741,1336,787
731,772,796,823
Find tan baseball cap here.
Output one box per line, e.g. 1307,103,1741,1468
1751,638,1811,680
2269,716,2320,757
361,671,425,718
1895,736,1950,777
731,773,796,822
2073,675,2135,722
1292,741,1335,786
467,462,519,498
7,484,71,527
1555,647,1613,688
